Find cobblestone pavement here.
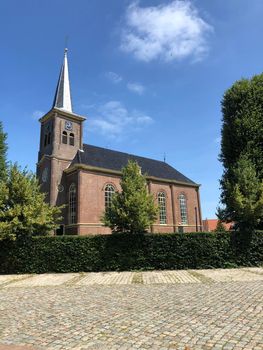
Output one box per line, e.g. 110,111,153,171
0,268,263,350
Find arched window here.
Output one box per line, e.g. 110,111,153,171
69,133,75,146
105,184,115,209
47,132,51,145
62,131,68,144
43,123,51,147
179,194,188,225
158,191,167,224
44,134,48,147
69,183,77,224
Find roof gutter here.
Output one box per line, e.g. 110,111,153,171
64,163,200,188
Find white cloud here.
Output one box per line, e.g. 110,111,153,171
32,110,44,120
105,71,123,84
89,100,153,138
127,82,145,95
105,72,146,95
79,103,96,110
121,1,212,62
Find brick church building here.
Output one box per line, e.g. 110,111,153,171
37,50,203,235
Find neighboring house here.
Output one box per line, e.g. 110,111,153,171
202,219,233,232
37,49,203,235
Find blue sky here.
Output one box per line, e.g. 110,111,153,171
0,0,263,218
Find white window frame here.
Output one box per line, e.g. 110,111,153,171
69,183,77,224
158,191,167,224
179,193,188,225
105,184,115,210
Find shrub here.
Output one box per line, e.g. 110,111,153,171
0,231,262,274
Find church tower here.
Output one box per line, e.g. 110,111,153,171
37,49,86,210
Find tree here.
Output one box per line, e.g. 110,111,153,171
103,160,158,233
214,220,227,233
225,155,263,231
0,121,8,180
0,164,62,240
219,74,263,230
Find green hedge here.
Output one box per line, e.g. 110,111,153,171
0,231,262,274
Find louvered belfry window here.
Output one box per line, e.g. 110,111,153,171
47,132,51,145
62,131,68,144
69,133,75,146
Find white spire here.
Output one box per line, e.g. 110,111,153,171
52,48,72,112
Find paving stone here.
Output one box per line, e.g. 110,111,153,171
2,268,263,287
76,272,134,285
244,267,263,275
4,273,78,287
142,270,201,284
1,268,263,349
0,346,37,350
0,275,32,286
196,268,263,282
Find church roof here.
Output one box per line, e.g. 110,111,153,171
72,144,197,185
52,48,72,113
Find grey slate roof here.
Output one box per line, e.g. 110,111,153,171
72,144,197,185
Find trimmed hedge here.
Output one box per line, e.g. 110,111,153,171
0,231,262,274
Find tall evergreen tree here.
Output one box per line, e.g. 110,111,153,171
0,121,8,180
103,160,158,233
219,74,263,230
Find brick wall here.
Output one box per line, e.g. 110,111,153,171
64,169,202,235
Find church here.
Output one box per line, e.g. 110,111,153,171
37,49,203,235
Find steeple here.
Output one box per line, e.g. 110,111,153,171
52,48,72,113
